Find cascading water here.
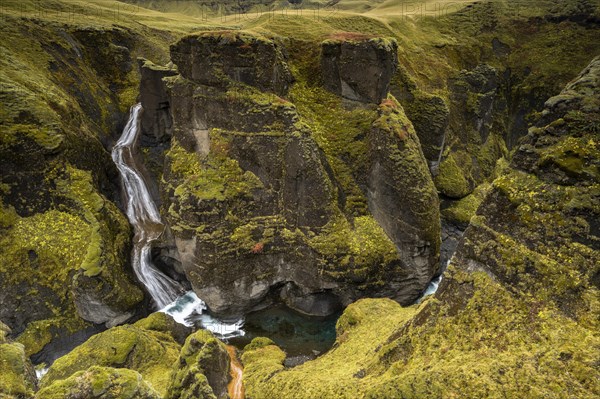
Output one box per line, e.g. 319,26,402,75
113,104,243,338
112,103,183,308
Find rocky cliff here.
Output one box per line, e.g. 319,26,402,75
0,15,156,361
241,54,600,399
138,30,440,317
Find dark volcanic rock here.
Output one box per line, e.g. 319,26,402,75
321,38,398,103
170,31,293,96
146,30,440,318
367,98,442,296
138,58,178,144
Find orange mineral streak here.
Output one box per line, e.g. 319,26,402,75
226,345,245,399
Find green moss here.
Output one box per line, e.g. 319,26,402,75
242,299,417,398
166,329,229,399
36,366,161,399
435,151,472,198
243,337,276,352
167,136,263,203
41,324,180,396
290,83,377,216
0,342,36,398
538,135,599,179
308,215,399,282
442,183,491,225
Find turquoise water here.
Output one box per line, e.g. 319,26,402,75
228,305,340,357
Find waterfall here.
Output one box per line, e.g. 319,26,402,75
112,104,244,338
112,103,183,308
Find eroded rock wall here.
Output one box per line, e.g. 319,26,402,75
140,31,440,317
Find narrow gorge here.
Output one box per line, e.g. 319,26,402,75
1,1,599,398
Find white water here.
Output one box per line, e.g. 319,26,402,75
421,275,442,299
112,103,183,308
35,367,49,380
113,104,244,338
161,291,245,338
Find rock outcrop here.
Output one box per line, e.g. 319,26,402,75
0,321,37,398
140,30,440,317
36,366,161,399
138,58,178,146
40,314,183,397
367,98,442,293
434,63,507,199
322,38,398,103
170,31,293,96
166,330,230,399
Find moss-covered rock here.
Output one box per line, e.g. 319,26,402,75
40,319,181,396
154,31,442,316
0,322,37,399
165,330,230,399
367,96,442,293
35,366,160,399
133,312,192,345
442,182,492,226
0,164,143,360
170,30,293,96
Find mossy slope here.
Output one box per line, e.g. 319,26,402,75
40,315,182,396
35,366,161,399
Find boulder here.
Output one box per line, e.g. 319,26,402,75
40,315,182,397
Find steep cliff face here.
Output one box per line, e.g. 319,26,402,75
0,15,154,359
141,31,440,317
322,38,398,103
241,55,600,399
